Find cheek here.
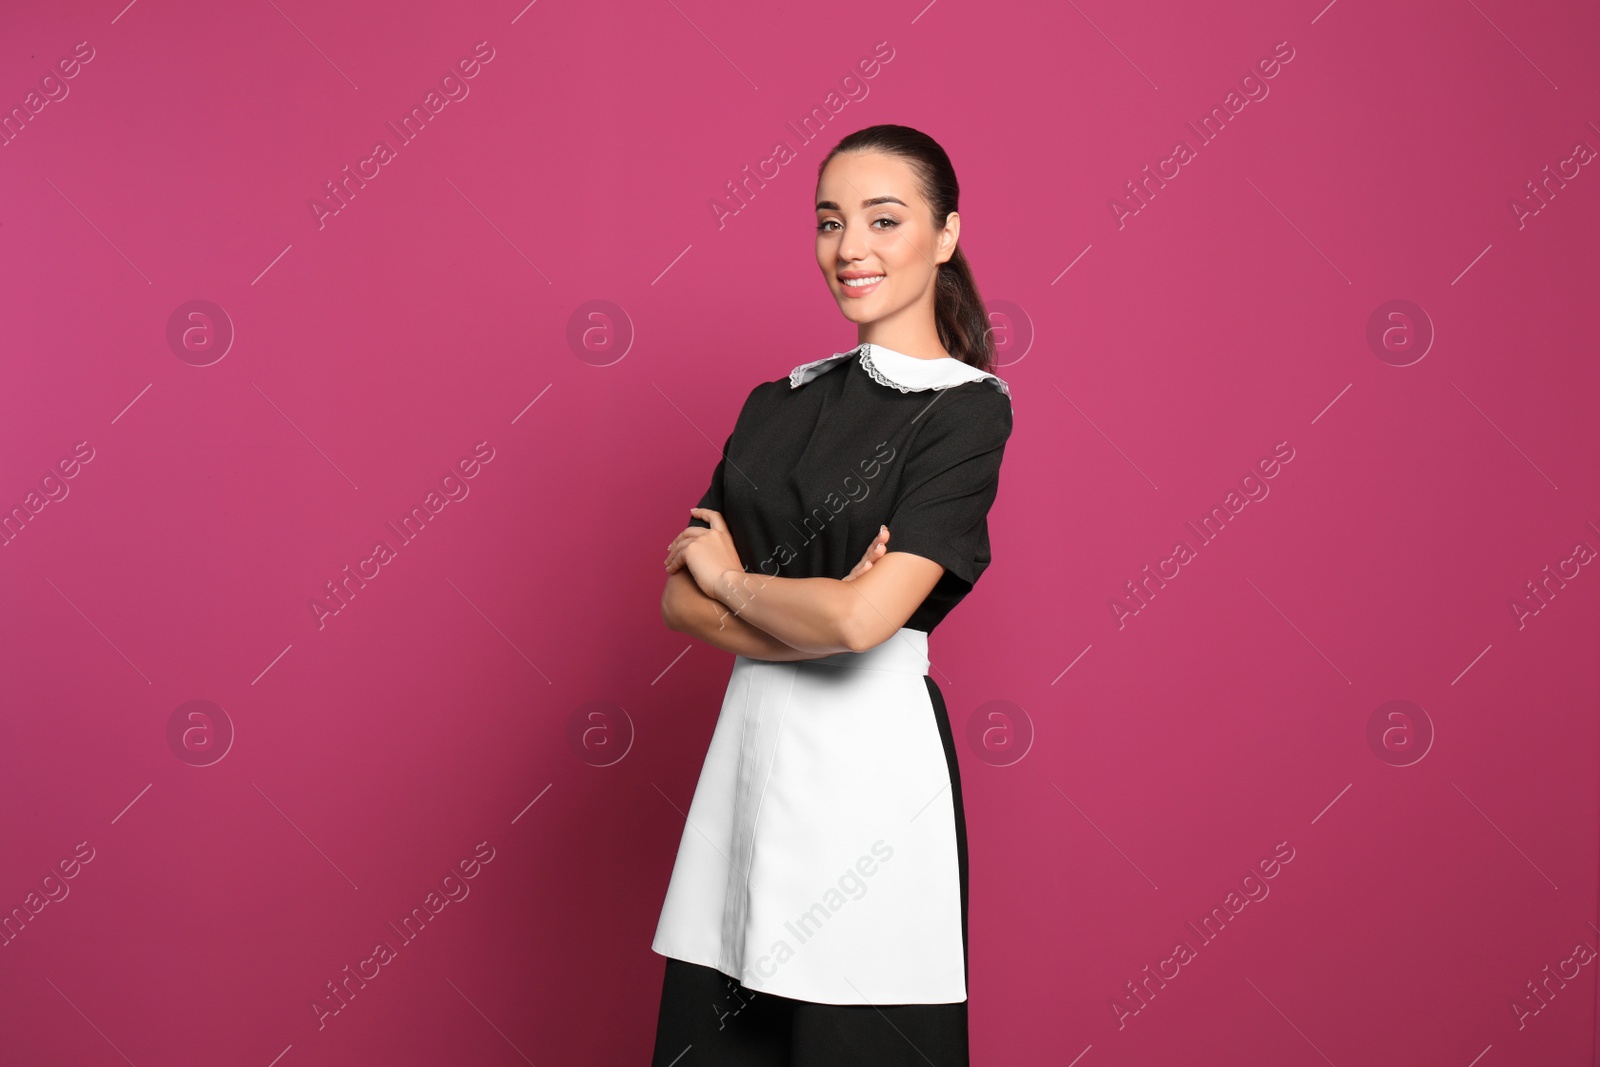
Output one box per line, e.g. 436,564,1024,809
877,233,922,272
878,248,928,294
816,234,838,268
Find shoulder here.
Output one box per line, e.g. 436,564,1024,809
733,357,845,415
730,375,787,414
918,380,1013,443
717,375,793,441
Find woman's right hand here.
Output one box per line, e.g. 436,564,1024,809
843,525,890,582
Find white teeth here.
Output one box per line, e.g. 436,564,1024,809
843,276,884,287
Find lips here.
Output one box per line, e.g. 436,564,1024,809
838,272,884,298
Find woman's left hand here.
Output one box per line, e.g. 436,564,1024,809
665,508,744,601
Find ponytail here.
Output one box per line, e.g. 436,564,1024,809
934,245,994,375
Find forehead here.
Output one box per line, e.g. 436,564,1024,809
815,150,922,207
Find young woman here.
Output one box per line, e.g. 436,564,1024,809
650,124,1014,1067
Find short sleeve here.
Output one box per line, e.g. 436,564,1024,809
685,380,771,529
884,386,1013,589
686,429,731,530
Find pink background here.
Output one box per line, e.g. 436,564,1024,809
2,0,1598,1063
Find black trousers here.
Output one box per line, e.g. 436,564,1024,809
650,677,970,1066
649,957,969,1066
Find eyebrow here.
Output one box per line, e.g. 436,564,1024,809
815,196,907,211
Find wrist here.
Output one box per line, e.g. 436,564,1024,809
715,567,752,611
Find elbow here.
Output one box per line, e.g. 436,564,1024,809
660,587,681,633
838,602,879,654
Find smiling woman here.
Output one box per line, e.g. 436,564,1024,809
651,125,1013,1067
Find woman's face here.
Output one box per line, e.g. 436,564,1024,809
815,150,958,329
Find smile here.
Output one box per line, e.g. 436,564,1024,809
839,274,884,298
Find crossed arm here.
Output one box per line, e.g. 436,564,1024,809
660,509,944,660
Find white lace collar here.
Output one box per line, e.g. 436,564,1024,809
789,342,1011,399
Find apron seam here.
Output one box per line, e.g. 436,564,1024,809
740,663,799,886
719,663,759,972
725,661,798,981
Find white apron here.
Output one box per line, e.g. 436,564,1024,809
652,626,966,1005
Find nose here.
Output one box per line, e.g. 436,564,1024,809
836,221,870,270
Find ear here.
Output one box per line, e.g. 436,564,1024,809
936,210,961,265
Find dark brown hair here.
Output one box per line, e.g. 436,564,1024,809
817,124,994,374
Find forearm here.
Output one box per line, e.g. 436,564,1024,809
662,570,837,662
711,568,859,655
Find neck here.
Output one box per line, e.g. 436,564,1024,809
858,304,952,360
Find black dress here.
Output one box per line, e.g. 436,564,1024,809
651,342,1013,1067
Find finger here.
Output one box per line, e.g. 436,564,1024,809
671,529,713,570
690,507,728,533
665,534,693,570
667,531,704,563
666,527,708,556
843,525,887,579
